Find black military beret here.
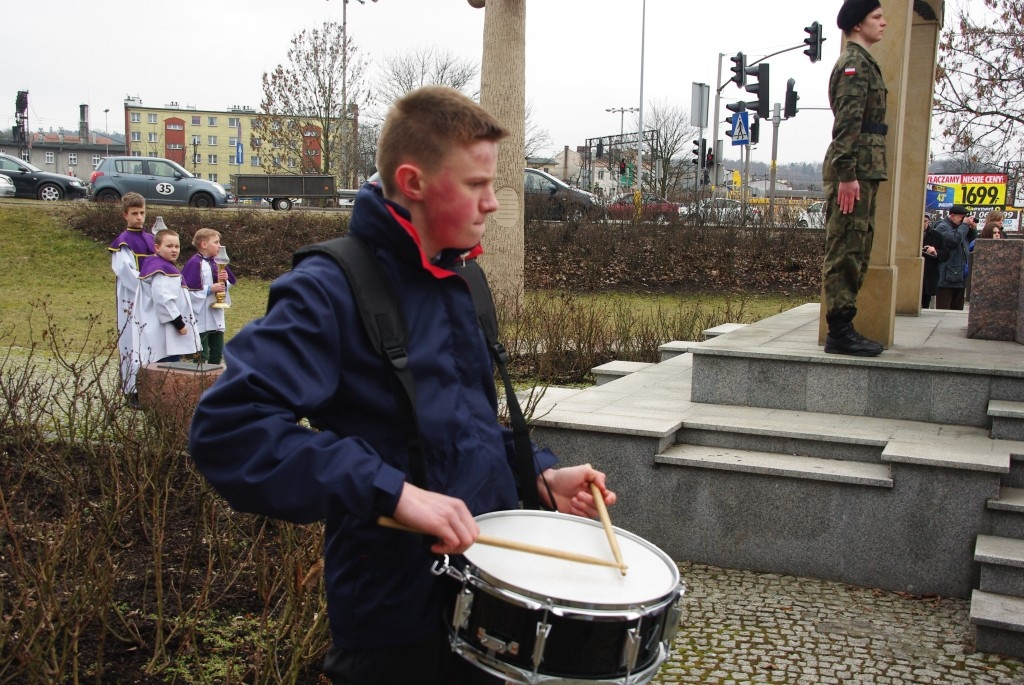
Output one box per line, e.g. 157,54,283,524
837,0,881,32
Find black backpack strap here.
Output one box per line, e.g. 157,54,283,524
454,260,546,511
293,236,429,491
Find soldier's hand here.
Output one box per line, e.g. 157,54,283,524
838,180,860,214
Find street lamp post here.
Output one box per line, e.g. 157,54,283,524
636,0,647,192
103,108,109,157
338,0,378,187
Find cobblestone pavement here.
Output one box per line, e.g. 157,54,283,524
654,563,1024,685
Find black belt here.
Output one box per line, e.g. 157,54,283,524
861,122,888,135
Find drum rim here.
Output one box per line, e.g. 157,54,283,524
466,510,681,613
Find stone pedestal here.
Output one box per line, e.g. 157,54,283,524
967,240,1024,343
137,362,224,438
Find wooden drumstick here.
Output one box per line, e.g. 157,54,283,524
378,516,628,573
590,481,626,576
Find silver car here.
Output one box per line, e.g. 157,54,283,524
0,173,14,198
797,201,825,229
90,156,228,208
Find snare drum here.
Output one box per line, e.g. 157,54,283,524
435,510,684,684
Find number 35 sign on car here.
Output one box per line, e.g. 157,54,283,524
926,173,1007,211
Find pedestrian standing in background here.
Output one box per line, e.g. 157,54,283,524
934,205,978,310
921,213,948,309
821,0,888,356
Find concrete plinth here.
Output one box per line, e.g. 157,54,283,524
137,362,223,438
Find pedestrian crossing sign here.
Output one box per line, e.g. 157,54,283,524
731,112,750,146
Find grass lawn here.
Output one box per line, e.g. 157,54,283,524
0,202,810,350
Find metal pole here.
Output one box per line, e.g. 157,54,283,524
769,102,781,223
711,53,723,190
743,143,751,224
103,109,109,157
635,0,646,191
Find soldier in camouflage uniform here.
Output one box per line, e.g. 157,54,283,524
821,0,888,356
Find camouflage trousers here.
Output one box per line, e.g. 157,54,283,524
822,180,879,316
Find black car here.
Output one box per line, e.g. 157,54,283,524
0,152,89,201
524,168,601,222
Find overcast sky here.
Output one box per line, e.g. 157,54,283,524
3,0,938,168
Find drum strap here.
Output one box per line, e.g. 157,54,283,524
292,235,546,510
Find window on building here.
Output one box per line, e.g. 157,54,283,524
69,153,78,166
167,143,183,150
287,158,297,168
20,151,29,161
148,114,158,124
131,132,141,142
228,117,240,128
167,123,183,130
191,135,201,145
208,136,217,146
209,173,218,182
208,116,217,126
148,133,158,143
251,137,261,148
45,151,54,164
131,151,142,157
92,154,101,167
207,154,218,164
229,137,238,147
305,149,320,157
251,155,261,166
131,112,141,123
193,154,201,165
192,116,201,126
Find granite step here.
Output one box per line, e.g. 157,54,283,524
989,400,1024,441
988,487,1024,542
970,590,1024,660
976,535,1024,598
591,360,654,386
655,443,893,488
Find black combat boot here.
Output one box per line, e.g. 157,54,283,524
825,309,883,356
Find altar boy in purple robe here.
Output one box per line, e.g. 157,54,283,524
108,192,155,403
182,228,236,365
134,229,200,366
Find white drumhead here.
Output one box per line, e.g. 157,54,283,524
463,510,678,608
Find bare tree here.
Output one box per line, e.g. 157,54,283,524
373,46,479,107
641,100,698,198
935,0,1024,164
524,101,552,159
253,21,369,187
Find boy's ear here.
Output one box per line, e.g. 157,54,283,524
393,163,426,201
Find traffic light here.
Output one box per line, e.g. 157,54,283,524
784,78,799,119
15,90,28,113
803,21,824,63
700,138,707,167
750,116,760,145
619,158,627,176
744,62,770,119
692,139,701,166
705,151,715,168
597,140,604,158
729,52,746,88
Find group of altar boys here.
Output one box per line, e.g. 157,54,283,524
108,192,236,407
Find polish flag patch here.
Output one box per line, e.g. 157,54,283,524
844,67,857,76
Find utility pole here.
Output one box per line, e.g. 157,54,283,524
769,102,782,221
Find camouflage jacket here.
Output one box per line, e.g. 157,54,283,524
822,42,888,183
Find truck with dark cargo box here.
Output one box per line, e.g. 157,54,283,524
230,174,336,211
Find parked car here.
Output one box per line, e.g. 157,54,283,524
524,168,601,222
0,152,89,201
678,197,757,225
797,201,826,228
607,192,680,222
90,156,228,208
0,173,15,198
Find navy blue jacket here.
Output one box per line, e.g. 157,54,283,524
189,183,557,649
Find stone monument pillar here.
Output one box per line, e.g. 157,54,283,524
819,0,944,347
